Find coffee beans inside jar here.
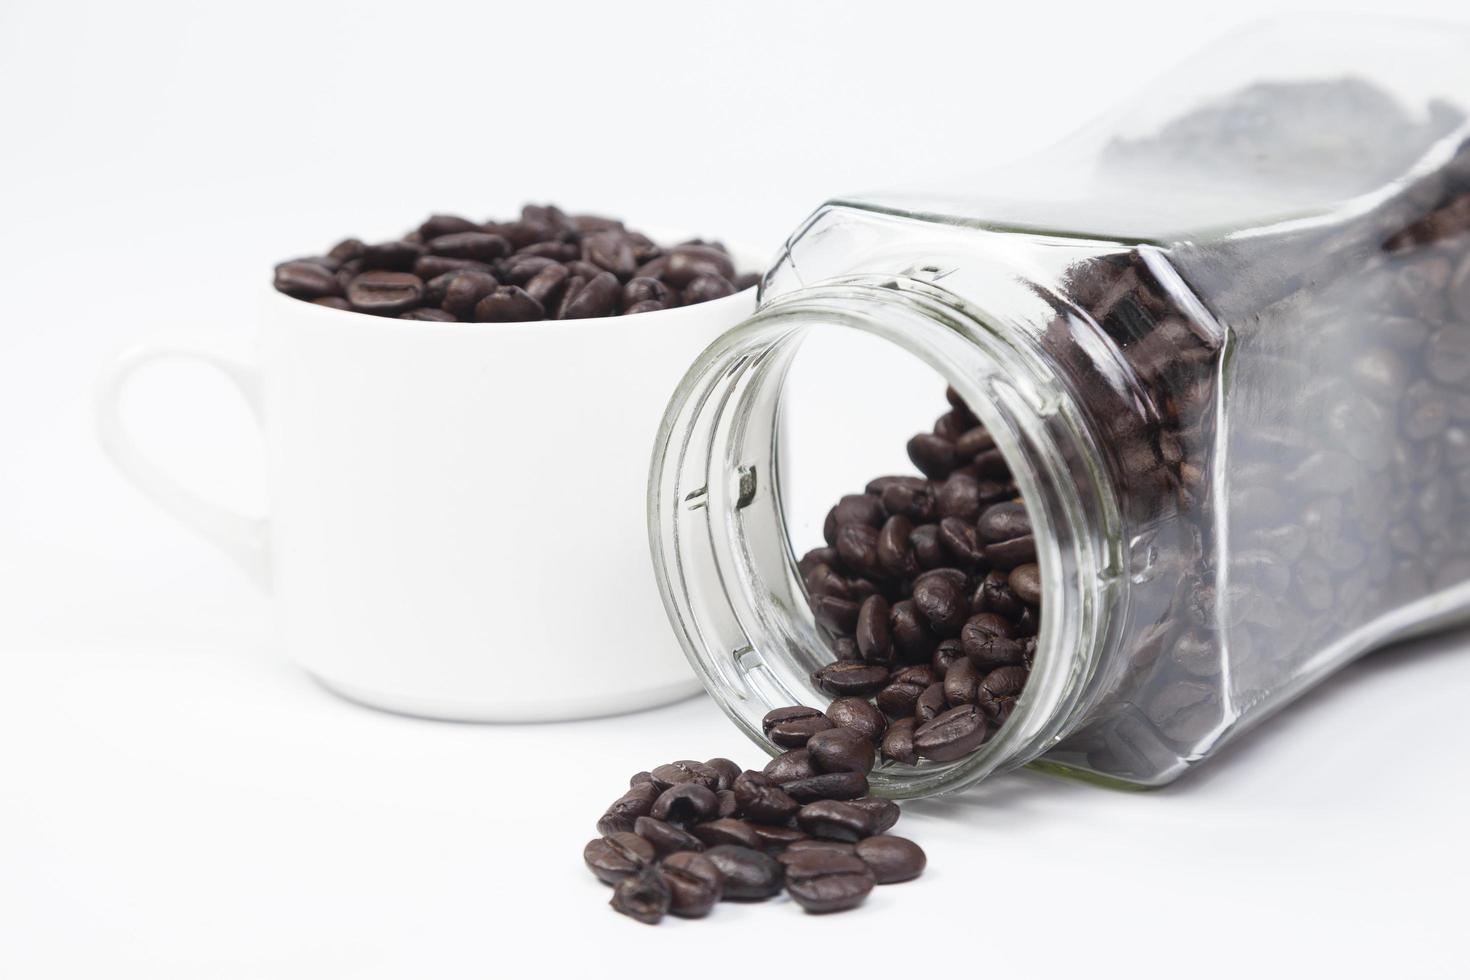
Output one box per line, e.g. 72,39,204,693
273,205,757,322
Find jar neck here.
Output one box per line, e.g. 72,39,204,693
648,276,1124,798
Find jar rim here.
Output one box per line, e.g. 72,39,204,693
647,276,1122,798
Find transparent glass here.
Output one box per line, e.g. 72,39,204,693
649,16,1470,795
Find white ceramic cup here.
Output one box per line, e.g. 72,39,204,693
97,273,758,721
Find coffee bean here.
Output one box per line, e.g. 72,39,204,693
584,832,656,885
414,255,493,281
650,783,720,825
984,534,1037,569
854,836,926,884
748,822,809,851
1009,563,1043,604
274,260,342,299
310,296,352,310
523,263,570,306
623,276,676,310
762,705,833,747
704,758,742,791
855,595,893,661
913,704,988,762
875,665,933,718
558,270,622,319
938,516,984,565
796,799,874,842
328,238,365,262
978,665,1029,726
912,572,969,635
973,569,1025,619
942,656,981,707
650,760,722,791
835,523,883,579
783,849,876,913
596,782,661,835
932,637,966,678
805,727,875,775
683,274,736,305
779,839,857,860
962,614,1026,669
782,770,868,803
609,867,670,924
914,681,948,723
347,271,425,315
881,480,935,521
877,515,920,578
764,749,815,784
630,771,656,787
690,818,764,850
440,270,500,319
812,662,889,696
881,716,918,764
717,789,739,818
360,240,424,271
473,285,544,322
664,244,736,287
633,816,704,856
935,473,983,522
733,770,800,822
978,501,1031,542
582,231,637,279
661,852,724,917
907,433,958,479
889,600,937,663
910,524,946,568
845,797,901,835
398,307,456,321
825,696,888,742
702,845,784,900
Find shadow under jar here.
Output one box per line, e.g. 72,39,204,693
648,16,1470,798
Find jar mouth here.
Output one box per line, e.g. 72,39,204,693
648,276,1120,799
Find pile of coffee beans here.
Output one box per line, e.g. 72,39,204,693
273,205,756,321
762,386,1040,773
585,756,926,923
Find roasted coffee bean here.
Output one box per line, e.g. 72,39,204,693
985,534,1037,569
584,832,656,885
664,244,736,287
1009,563,1043,605
748,822,809,851
328,238,365,262
812,594,862,633
783,849,876,913
763,749,816,784
702,845,784,900
973,569,1025,619
833,637,862,662
417,214,479,240
978,501,1032,542
972,448,1011,478
650,783,721,825
650,760,722,791
582,231,637,279
962,613,1026,669
717,789,739,818
875,666,933,718
935,473,983,522
704,758,742,791
812,662,889,696
782,770,869,803
805,727,876,775
661,852,724,917
360,240,425,271
932,638,966,678
938,516,984,565
559,270,622,319
440,270,500,319
623,276,676,309
855,594,893,661
907,433,958,479
633,815,704,856
690,818,764,850
877,515,920,578
978,665,1030,726
630,771,657,787
683,274,736,305
523,263,570,306
825,697,888,742
733,771,800,822
762,705,831,747
780,839,858,859
914,681,948,723
274,260,342,299
881,716,918,764
414,255,494,281
796,800,874,842
610,867,670,924
890,600,937,663
855,836,927,884
955,427,996,459
913,704,988,762
910,523,947,568
881,480,935,521
311,296,353,310
942,657,981,706
474,285,544,322
835,523,883,578
347,271,425,315
398,307,456,321
912,571,969,635
845,797,901,835
835,492,886,528
596,782,661,835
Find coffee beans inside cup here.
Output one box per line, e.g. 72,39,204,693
273,205,758,322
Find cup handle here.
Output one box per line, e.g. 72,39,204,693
95,334,271,590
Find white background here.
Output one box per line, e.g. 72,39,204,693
4,0,1470,976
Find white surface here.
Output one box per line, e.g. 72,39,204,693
3,1,1469,976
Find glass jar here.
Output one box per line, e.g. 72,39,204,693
648,16,1470,797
